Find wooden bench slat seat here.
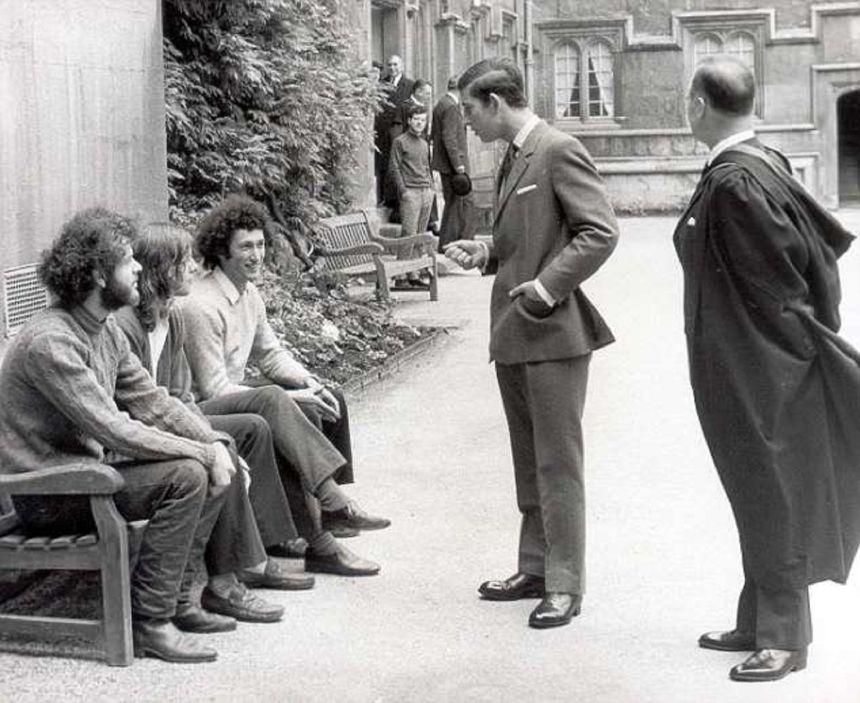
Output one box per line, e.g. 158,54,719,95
0,464,143,666
316,211,439,301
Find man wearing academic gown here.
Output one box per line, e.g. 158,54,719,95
676,55,860,682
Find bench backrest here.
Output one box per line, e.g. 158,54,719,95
316,212,376,272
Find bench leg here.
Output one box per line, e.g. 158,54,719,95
93,497,134,666
375,261,391,302
429,263,439,301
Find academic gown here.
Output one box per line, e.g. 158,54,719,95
674,141,860,590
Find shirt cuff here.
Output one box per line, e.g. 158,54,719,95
533,279,556,307
477,241,490,271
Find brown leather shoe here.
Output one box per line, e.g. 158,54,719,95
729,648,807,682
698,629,756,651
172,603,237,633
201,584,284,623
322,502,391,532
305,542,380,576
528,592,582,629
478,572,545,601
239,559,315,591
133,618,218,663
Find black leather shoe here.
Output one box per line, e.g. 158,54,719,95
172,603,237,633
528,592,582,629
267,538,309,559
478,572,545,601
133,618,217,663
322,502,391,532
729,648,807,682
201,584,284,623
239,559,315,591
305,542,380,577
699,629,756,652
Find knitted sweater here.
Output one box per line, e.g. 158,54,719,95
177,268,310,401
0,304,219,474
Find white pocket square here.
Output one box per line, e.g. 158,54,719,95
686,217,696,226
516,184,537,196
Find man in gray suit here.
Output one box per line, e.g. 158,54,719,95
432,76,476,249
445,58,618,629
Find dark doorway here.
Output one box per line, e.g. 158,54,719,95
838,90,860,206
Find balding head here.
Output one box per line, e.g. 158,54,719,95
690,55,755,116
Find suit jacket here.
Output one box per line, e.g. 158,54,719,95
431,94,468,174
486,120,618,364
383,76,415,132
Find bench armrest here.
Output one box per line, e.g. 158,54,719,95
373,232,438,253
0,464,125,496
319,242,385,258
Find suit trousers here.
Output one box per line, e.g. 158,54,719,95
495,354,590,594
197,386,345,541
207,413,299,546
438,173,475,250
14,458,226,620
735,562,812,649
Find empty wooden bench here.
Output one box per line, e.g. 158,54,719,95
315,211,438,301
0,464,146,666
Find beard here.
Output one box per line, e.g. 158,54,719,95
100,276,139,311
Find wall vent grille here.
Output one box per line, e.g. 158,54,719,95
3,264,47,337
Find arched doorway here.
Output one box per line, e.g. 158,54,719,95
838,90,860,206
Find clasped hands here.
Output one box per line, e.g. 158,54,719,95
288,377,341,423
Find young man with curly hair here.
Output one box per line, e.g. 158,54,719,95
0,208,238,663
178,194,389,577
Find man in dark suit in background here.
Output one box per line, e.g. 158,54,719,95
676,55,860,682
377,55,415,212
432,76,476,249
445,58,618,629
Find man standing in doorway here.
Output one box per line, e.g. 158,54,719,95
445,58,618,629
432,75,476,249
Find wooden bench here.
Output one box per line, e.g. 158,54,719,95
0,464,146,666
315,211,438,301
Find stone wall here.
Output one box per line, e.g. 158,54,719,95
0,0,168,347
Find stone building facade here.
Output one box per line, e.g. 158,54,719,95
356,0,860,213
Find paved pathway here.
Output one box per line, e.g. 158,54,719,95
2,214,860,702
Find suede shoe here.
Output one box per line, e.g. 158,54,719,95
239,558,315,591
478,572,545,601
322,502,391,532
133,618,217,663
730,648,807,682
528,592,582,629
305,542,380,577
201,584,284,623
172,603,237,633
699,629,756,652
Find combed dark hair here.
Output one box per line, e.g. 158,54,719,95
195,194,270,270
411,79,431,97
692,56,755,116
405,102,428,120
39,207,137,308
134,222,194,331
457,57,527,109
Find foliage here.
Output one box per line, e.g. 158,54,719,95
252,269,429,386
162,0,380,230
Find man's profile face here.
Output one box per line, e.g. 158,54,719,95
220,228,265,288
461,87,500,143
174,248,199,297
101,241,141,310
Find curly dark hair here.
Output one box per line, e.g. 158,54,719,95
39,207,138,308
134,222,194,331
195,194,270,270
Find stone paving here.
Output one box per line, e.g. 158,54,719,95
1,214,860,702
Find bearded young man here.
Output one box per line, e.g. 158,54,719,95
0,208,237,663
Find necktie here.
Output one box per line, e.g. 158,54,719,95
497,144,519,193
